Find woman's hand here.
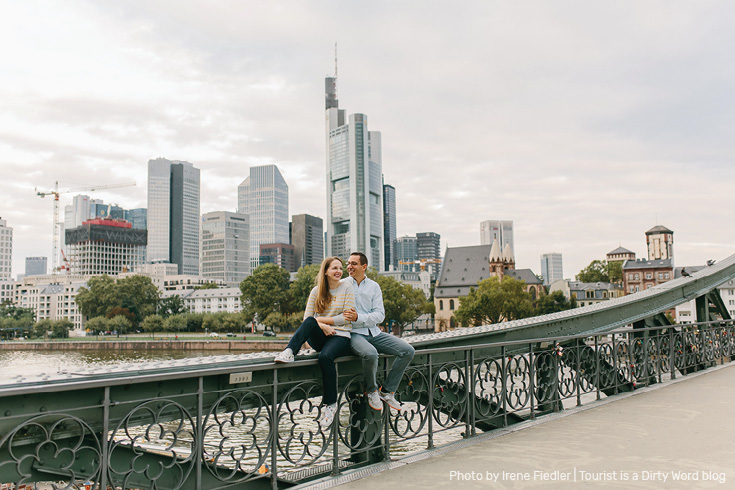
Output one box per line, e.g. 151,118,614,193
319,322,336,336
343,308,358,322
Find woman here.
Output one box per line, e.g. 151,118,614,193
274,256,355,426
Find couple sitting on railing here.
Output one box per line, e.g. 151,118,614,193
274,252,415,426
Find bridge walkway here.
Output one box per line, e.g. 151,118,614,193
309,363,735,489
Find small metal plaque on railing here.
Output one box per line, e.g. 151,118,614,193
229,372,253,384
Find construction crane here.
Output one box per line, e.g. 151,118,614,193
399,258,442,271
35,181,137,274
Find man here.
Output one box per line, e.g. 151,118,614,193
343,252,415,411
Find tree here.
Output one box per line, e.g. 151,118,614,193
32,319,54,339
376,275,432,331
141,314,164,333
289,264,320,312
109,315,133,335
576,260,610,283
76,274,159,326
263,312,288,332
51,319,73,338
158,295,187,318
240,264,291,322
164,315,187,333
535,291,574,315
221,313,249,333
454,276,534,326
607,261,623,284
85,316,109,334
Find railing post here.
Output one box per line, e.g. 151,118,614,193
271,367,279,488
196,376,203,489
332,361,341,475
427,353,434,449
612,333,619,395
575,338,582,407
643,328,649,388
501,345,508,425
670,328,676,380
594,335,601,401
465,348,472,438
100,386,110,490
469,348,476,437
529,343,536,420
552,340,560,412
383,357,391,462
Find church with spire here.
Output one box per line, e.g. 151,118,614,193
433,239,543,331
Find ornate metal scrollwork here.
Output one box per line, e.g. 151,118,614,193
276,381,330,467
474,357,503,417
432,362,467,428
107,399,196,490
202,389,272,482
505,355,531,410
0,414,102,490
386,368,428,440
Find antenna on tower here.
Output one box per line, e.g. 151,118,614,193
334,42,338,95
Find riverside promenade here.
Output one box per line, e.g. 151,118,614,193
309,363,735,490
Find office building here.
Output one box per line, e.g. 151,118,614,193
291,214,323,270
147,158,201,275
25,257,48,277
480,220,514,259
14,274,88,333
325,75,384,268
259,243,295,272
417,232,441,279
396,235,418,272
383,183,397,271
201,211,250,287
0,218,12,305
237,164,289,271
65,218,147,276
124,208,147,230
540,252,564,286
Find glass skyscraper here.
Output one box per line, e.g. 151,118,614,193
237,164,289,271
383,183,396,271
325,76,384,268
540,252,564,286
480,220,515,259
147,158,201,275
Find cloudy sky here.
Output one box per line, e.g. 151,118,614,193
2,0,734,279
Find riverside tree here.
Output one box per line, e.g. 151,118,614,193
240,264,292,322
454,276,534,326
76,274,159,326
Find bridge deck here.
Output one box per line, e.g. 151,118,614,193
316,363,735,489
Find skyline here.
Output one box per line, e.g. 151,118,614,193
3,1,735,279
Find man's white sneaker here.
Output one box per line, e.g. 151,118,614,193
318,403,337,426
367,390,383,411
274,348,294,363
379,391,403,410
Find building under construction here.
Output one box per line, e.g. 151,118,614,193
64,218,147,276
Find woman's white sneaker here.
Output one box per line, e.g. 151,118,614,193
274,348,294,363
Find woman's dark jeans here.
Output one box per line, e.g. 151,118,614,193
286,316,351,405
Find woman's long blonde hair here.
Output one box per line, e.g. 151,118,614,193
315,256,343,314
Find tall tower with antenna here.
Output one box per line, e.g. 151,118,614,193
324,47,385,268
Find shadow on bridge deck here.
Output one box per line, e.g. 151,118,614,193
308,363,735,489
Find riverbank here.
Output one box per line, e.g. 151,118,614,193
0,339,288,352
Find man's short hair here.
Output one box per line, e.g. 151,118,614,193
350,252,368,266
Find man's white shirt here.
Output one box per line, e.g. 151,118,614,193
343,276,385,336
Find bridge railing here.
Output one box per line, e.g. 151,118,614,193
0,319,733,490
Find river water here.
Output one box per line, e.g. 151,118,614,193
0,349,228,383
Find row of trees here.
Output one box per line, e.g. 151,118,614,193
453,276,576,327
0,304,72,339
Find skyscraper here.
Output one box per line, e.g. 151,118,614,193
291,214,324,270
417,232,441,279
480,220,514,258
325,76,384,268
237,164,289,271
396,235,418,272
25,256,48,277
65,218,147,276
201,211,250,287
0,218,12,279
147,158,201,275
540,252,564,286
383,183,397,271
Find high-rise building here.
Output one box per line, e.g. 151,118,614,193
65,218,147,276
0,218,12,305
237,164,289,272
147,158,201,275
201,211,250,287
25,256,48,277
383,183,397,271
291,214,324,270
480,220,514,259
124,208,147,230
0,218,12,279
396,235,418,272
540,252,564,286
259,243,295,272
417,232,441,279
325,76,384,268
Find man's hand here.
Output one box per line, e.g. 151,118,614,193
319,322,336,336
343,308,358,322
